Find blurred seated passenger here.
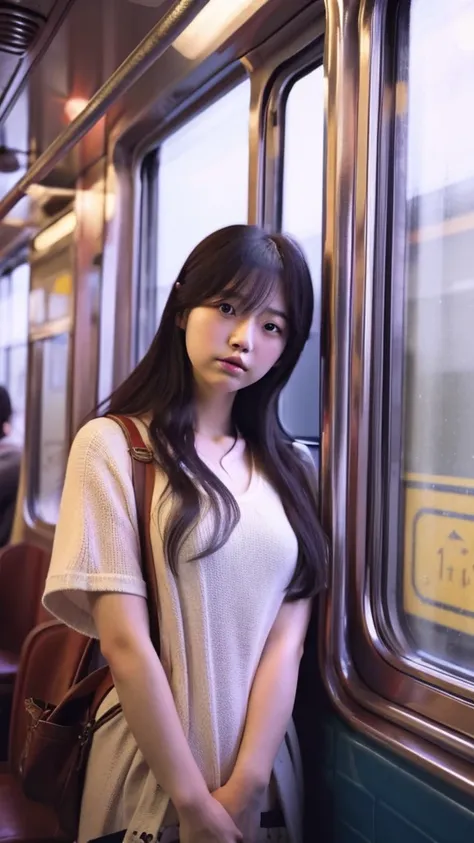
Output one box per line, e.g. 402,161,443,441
0,386,21,547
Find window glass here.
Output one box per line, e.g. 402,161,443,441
0,274,10,348
29,248,73,328
398,0,474,677
9,345,27,442
281,67,324,440
36,333,69,525
0,264,29,443
10,263,29,344
155,80,250,323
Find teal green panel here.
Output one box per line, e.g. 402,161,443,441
376,803,436,843
336,820,371,843
334,727,474,843
334,772,374,840
322,762,335,790
323,721,336,768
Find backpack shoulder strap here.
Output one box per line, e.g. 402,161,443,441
107,414,160,655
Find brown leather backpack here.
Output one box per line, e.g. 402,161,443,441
18,415,159,840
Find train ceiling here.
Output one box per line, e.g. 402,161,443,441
0,0,315,258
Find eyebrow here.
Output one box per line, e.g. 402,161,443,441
265,307,287,321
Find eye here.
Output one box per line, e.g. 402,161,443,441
218,302,235,316
264,322,282,334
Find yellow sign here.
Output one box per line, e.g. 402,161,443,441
404,473,474,636
52,272,72,296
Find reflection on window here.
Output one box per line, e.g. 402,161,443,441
281,67,324,440
29,249,73,328
11,264,29,344
0,264,29,443
36,333,69,525
8,345,27,432
155,80,250,323
0,274,10,348
398,0,474,677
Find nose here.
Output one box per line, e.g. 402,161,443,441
229,317,255,353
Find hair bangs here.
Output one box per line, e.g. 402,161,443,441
223,264,282,314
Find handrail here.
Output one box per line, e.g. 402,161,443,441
0,0,211,222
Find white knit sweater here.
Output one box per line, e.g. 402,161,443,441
43,417,312,843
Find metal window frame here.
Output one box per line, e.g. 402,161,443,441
244,3,325,227
261,52,325,447
321,0,474,795
260,49,324,232
0,0,213,222
25,236,75,534
376,1,474,694
135,150,159,365
133,2,325,366
25,329,73,532
134,64,250,362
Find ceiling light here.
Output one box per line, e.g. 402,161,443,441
34,212,76,252
173,0,259,59
64,97,88,122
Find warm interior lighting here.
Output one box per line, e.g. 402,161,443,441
26,185,74,202
64,97,88,122
34,212,76,252
173,0,259,59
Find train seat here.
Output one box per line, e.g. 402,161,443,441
0,543,52,758
0,543,51,691
0,619,89,842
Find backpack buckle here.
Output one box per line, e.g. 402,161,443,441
130,446,154,463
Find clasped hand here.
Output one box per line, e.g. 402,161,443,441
212,778,263,843
177,777,264,843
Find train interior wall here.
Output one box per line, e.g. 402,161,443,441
296,621,474,843
1,1,474,840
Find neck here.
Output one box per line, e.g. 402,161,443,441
193,388,235,440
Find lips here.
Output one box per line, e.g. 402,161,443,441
219,356,247,371
216,357,247,375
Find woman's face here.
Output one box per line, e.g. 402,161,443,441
184,280,288,396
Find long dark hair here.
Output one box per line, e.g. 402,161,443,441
106,225,327,599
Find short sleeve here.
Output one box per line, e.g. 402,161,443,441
43,417,147,638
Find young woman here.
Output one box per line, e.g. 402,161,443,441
43,225,327,843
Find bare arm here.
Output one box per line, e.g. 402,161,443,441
91,591,211,812
92,592,243,843
229,598,312,794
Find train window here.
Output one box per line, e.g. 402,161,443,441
29,238,74,525
35,333,70,525
155,79,250,324
390,0,474,678
0,274,9,381
280,67,324,441
11,263,29,345
0,263,29,442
